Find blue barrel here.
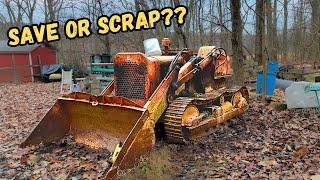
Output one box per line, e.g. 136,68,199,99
267,61,280,74
256,72,277,96
256,61,280,96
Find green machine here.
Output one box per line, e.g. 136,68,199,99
305,84,320,107
88,54,114,94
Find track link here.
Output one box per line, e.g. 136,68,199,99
164,97,193,143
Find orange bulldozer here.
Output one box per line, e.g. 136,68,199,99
21,41,249,179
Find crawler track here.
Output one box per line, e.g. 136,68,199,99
163,87,249,144
164,97,193,143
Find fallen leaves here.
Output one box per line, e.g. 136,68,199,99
292,146,309,162
169,89,320,179
0,83,319,179
0,83,111,179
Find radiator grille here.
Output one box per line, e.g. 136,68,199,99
114,62,146,99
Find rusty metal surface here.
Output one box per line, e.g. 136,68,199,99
113,52,192,105
21,97,145,152
113,52,180,107
215,55,232,77
114,61,147,100
62,92,142,108
164,97,194,143
163,86,249,143
183,102,248,140
20,99,70,148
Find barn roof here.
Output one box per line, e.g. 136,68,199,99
0,40,40,53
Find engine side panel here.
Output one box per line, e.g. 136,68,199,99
113,53,161,106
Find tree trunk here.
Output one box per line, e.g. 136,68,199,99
209,0,215,44
266,0,273,60
310,0,319,66
173,0,188,48
283,0,288,64
255,0,265,65
134,0,145,51
230,0,244,84
185,0,195,47
198,0,204,45
218,0,225,48
319,5,320,67
272,0,278,60
97,0,111,55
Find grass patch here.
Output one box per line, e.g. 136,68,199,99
121,146,174,180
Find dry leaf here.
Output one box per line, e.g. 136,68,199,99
292,147,309,162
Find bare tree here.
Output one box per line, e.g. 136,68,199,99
22,0,37,24
197,0,204,45
218,0,226,48
97,0,111,55
0,0,318,70
310,0,319,66
230,0,244,83
3,0,24,26
272,0,278,60
209,0,215,44
292,1,306,62
185,0,195,47
266,0,273,60
283,0,288,63
44,0,63,22
173,0,188,48
134,0,145,51
255,0,265,65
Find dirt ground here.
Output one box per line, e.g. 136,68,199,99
0,83,319,179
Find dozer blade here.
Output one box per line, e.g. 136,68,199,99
20,96,147,153
20,93,159,179
22,65,180,179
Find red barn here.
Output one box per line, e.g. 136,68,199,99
0,40,57,82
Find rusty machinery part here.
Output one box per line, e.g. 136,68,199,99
163,86,249,144
166,48,189,77
163,97,194,143
197,46,226,61
161,38,171,55
220,95,225,104
168,47,226,102
166,48,189,102
174,47,227,90
197,47,231,79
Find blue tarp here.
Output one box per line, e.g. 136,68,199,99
40,64,63,75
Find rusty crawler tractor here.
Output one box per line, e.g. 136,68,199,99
21,46,249,179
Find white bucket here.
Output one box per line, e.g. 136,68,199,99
143,38,162,56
